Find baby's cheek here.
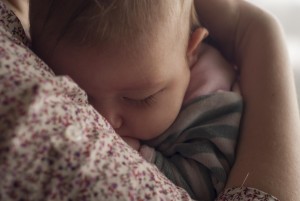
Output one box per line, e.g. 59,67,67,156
128,88,184,141
142,103,181,139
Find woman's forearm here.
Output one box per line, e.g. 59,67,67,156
230,4,300,199
196,0,300,200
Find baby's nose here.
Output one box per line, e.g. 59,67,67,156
103,109,123,130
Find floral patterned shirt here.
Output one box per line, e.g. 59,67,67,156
0,1,279,200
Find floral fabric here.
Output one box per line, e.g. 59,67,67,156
217,187,279,201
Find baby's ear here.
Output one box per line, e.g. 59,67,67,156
187,27,208,65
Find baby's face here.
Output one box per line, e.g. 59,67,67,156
49,33,190,140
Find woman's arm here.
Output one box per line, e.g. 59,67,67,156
195,0,300,200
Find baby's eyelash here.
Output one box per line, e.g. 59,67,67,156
137,95,156,106
124,95,156,107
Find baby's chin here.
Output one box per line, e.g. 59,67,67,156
118,132,158,141
116,128,163,141
134,125,175,142
116,115,178,141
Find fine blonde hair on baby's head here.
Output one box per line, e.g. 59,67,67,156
30,0,200,49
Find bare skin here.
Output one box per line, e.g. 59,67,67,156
2,0,29,36
195,0,300,200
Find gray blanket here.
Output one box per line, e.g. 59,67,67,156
143,91,243,201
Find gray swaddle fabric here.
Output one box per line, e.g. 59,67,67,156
143,91,243,201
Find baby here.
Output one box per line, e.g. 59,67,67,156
29,0,242,200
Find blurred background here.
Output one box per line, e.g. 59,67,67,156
248,0,300,104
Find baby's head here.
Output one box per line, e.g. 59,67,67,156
29,0,208,140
